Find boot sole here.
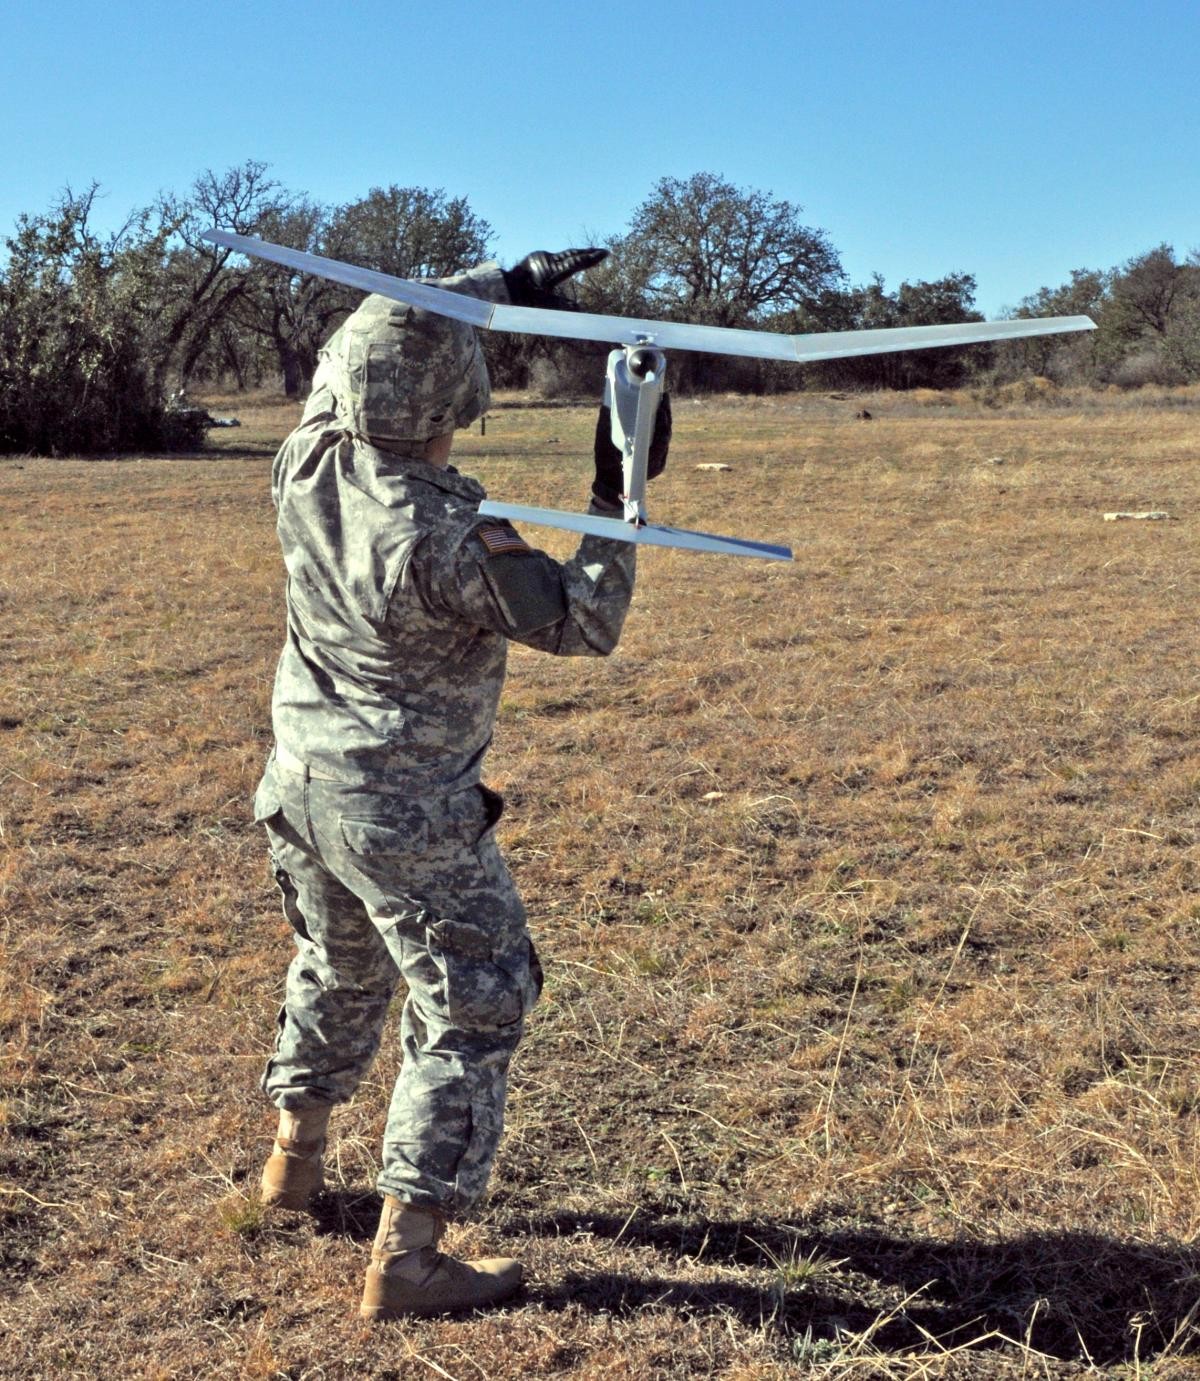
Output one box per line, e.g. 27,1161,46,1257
261,1189,321,1211
359,1290,521,1321
359,1271,523,1320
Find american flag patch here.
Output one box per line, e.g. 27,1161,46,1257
476,522,531,556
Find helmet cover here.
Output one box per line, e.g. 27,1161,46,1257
322,294,490,452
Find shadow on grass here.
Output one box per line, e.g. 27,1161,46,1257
150,446,279,461
307,1193,1199,1364
35,446,279,462
310,1188,381,1243
511,1208,1200,1366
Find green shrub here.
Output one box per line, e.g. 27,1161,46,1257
0,189,175,455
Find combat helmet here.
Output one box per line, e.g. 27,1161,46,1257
322,294,490,453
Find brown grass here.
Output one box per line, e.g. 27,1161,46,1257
4,386,1200,1377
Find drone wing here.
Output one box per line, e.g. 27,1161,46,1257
203,228,1095,562
201,229,1094,362
475,502,793,561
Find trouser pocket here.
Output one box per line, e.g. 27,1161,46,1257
268,850,311,942
428,934,541,1032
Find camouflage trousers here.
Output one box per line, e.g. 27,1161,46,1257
252,751,541,1217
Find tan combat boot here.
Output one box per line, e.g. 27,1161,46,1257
359,1196,523,1319
260,1105,331,1211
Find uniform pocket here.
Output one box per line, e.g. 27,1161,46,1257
268,854,311,942
434,939,537,1032
336,806,434,937
447,784,505,851
339,812,429,856
478,784,505,835
252,769,284,825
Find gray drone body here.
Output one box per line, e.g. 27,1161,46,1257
202,228,1095,561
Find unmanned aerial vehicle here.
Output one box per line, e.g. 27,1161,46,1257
202,228,1095,562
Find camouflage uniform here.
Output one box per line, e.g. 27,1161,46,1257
254,265,636,1216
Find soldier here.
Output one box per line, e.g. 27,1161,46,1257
250,249,670,1319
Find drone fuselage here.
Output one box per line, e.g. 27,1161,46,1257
605,343,667,526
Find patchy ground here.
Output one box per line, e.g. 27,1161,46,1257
3,386,1200,1377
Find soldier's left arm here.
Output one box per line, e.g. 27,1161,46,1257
411,380,666,653
431,261,510,306
412,506,637,657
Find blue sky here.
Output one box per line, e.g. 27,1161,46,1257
3,0,1197,316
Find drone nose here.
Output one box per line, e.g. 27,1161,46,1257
627,346,665,379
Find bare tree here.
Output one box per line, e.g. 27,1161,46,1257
324,185,492,279
618,172,843,328
227,199,341,396
148,160,292,393
1110,245,1186,338
195,183,497,397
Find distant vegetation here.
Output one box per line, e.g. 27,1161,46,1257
1,161,1197,453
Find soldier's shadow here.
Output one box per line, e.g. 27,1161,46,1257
510,1207,1200,1366
311,1194,1199,1365
311,1188,382,1243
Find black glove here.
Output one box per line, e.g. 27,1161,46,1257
592,394,672,507
503,247,609,309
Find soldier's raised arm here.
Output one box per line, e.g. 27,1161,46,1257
410,394,671,656
304,249,607,423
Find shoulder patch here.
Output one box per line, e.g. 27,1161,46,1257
476,522,531,556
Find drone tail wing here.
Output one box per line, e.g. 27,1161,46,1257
477,501,793,561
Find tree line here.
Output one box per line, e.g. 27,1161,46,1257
1,161,1197,454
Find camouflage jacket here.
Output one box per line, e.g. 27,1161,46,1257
268,265,637,793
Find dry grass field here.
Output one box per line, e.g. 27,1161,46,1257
4,383,1200,1378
